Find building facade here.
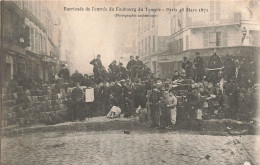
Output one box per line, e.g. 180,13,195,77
136,0,260,79
2,1,61,82
159,0,260,79
136,6,172,77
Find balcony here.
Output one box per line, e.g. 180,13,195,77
187,13,241,28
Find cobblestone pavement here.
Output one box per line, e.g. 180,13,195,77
2,130,259,165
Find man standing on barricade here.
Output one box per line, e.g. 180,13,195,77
207,49,223,85
193,52,204,82
108,60,118,82
126,56,137,81
71,82,84,121
182,57,193,79
90,54,105,84
135,56,144,79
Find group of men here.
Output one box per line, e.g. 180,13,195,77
180,49,256,88
90,54,153,84
62,49,257,127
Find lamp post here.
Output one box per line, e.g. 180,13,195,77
242,27,247,44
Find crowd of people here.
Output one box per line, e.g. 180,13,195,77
12,48,256,129
61,48,257,130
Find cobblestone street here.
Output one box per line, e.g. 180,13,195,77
2,128,259,165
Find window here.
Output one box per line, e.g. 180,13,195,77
138,41,141,53
142,40,144,53
203,32,208,48
148,36,151,52
186,35,189,50
249,31,260,46
30,26,35,51
209,32,222,47
145,38,147,53
153,36,155,52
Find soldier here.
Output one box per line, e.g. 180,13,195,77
135,56,144,78
193,52,204,82
71,82,84,121
117,62,127,81
58,64,70,83
159,88,169,130
224,54,236,82
225,78,240,118
207,49,223,84
108,60,118,73
99,81,110,115
71,70,84,86
182,57,193,79
126,56,137,81
133,81,146,109
148,84,161,128
90,54,105,84
172,71,183,81
82,74,91,87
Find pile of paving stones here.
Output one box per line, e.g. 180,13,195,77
2,80,68,127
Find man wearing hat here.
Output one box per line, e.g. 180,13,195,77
58,64,70,83
135,56,145,79
207,49,223,84
126,56,137,81
182,57,193,79
193,52,204,82
117,63,127,80
224,54,236,82
90,54,105,84
148,83,162,128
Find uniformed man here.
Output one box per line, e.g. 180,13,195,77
117,63,127,81
135,56,144,78
58,64,70,83
172,71,183,81
182,57,193,79
224,54,236,82
207,49,223,84
225,78,240,118
70,70,84,86
71,82,84,121
159,89,169,130
148,84,161,127
193,52,204,82
90,54,105,84
126,56,137,81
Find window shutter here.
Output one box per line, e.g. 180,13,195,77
222,31,228,46
203,32,208,48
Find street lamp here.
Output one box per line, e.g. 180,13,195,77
242,27,247,43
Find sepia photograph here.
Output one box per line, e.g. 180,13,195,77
1,0,260,164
